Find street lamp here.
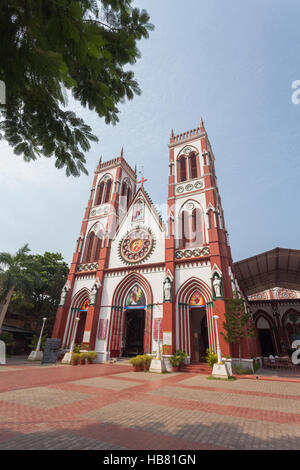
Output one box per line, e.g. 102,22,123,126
36,317,47,352
213,315,222,364
69,317,80,354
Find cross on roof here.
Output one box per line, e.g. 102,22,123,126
138,176,148,187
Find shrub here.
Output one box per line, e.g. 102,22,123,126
205,349,218,368
28,334,47,351
71,353,80,364
73,344,81,353
169,355,182,367
87,351,97,363
0,332,15,347
142,354,152,370
174,349,188,362
79,352,88,364
129,355,144,367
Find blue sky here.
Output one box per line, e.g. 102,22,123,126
1,0,300,264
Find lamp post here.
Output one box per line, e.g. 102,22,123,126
213,315,222,364
62,316,80,364
157,318,161,359
70,317,80,354
36,317,47,352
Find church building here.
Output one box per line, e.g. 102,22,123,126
52,121,249,363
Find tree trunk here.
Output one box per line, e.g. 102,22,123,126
238,340,242,364
0,286,14,329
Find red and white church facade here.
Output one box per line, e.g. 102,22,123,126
52,121,246,363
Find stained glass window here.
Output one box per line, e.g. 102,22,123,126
190,291,205,308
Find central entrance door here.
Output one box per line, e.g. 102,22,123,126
191,308,209,362
123,308,145,356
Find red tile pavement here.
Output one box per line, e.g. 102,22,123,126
0,362,300,450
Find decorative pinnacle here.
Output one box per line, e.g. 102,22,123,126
200,117,205,130
120,147,124,158
170,128,174,142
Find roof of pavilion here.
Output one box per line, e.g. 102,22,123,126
233,248,300,296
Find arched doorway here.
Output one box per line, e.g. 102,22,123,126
283,309,300,347
107,273,153,358
190,291,209,362
256,314,276,356
75,299,89,345
122,285,146,356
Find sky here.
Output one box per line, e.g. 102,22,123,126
1,0,300,265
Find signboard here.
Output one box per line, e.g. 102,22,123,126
83,331,90,343
163,332,172,346
98,319,108,340
42,339,60,364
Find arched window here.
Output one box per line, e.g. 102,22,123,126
127,187,132,209
189,152,198,179
103,179,112,203
121,181,127,197
95,181,104,206
180,210,189,248
179,155,187,182
93,235,102,260
191,208,204,246
180,206,204,248
82,232,95,263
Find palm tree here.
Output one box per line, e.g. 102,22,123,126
0,244,40,329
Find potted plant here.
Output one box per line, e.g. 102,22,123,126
205,349,218,368
87,351,97,364
79,352,87,365
129,355,144,371
174,349,188,368
71,352,80,366
169,354,181,372
142,354,152,371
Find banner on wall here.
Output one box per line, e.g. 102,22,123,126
97,319,108,340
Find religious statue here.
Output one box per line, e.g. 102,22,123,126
164,278,172,302
213,275,222,298
59,286,68,306
90,283,98,305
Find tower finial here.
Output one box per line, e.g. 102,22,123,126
120,146,124,158
170,128,174,142
200,117,205,131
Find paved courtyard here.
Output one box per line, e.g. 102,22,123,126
0,359,300,450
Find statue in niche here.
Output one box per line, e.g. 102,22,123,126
164,278,172,302
212,274,223,299
90,283,98,305
59,286,68,306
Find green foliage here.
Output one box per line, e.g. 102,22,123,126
169,355,181,367
9,251,68,336
73,344,82,353
28,334,48,351
0,331,15,346
79,352,88,362
0,244,41,301
129,355,144,367
174,349,188,361
0,1,154,176
87,351,97,362
221,293,257,361
142,354,152,370
205,349,218,368
71,352,80,363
